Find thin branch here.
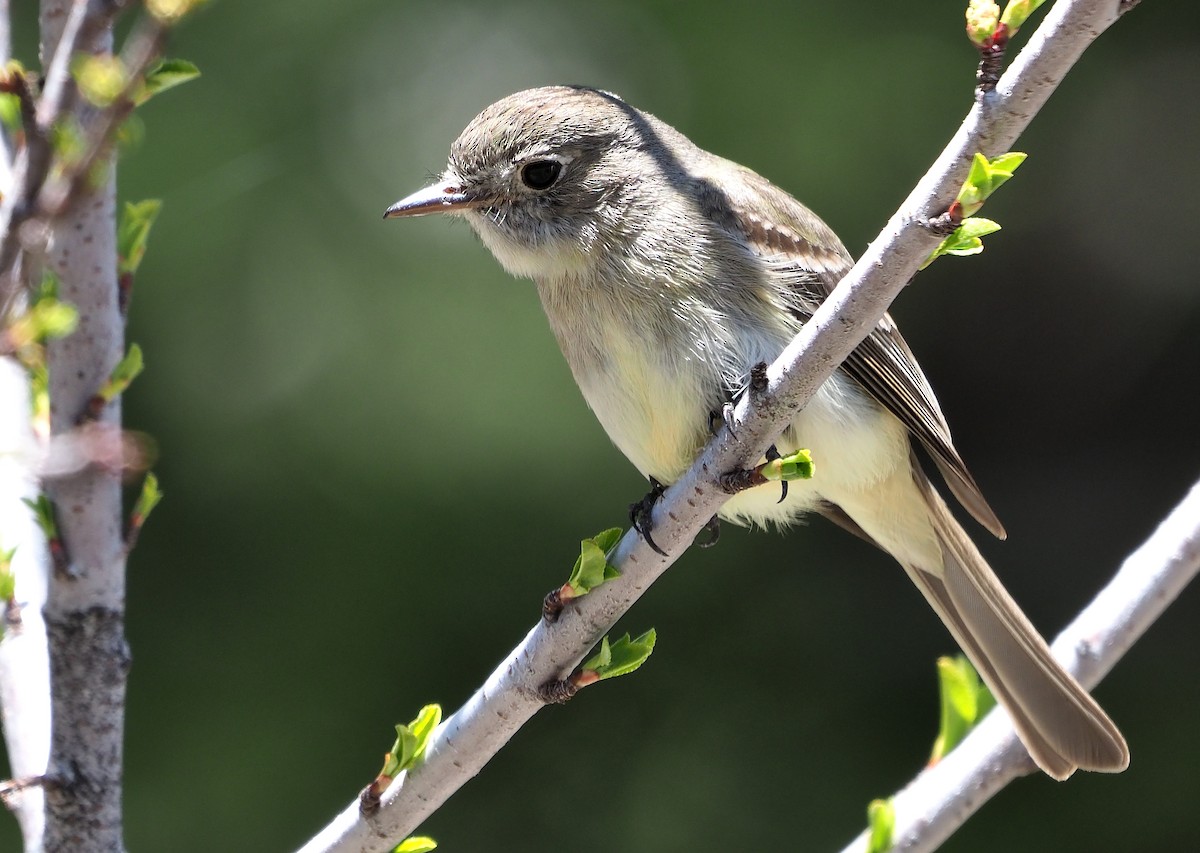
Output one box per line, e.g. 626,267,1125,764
0,358,51,850
839,475,1200,853
299,1,1140,851
37,0,125,848
0,0,132,317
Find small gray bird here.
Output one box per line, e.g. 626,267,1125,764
385,85,1128,779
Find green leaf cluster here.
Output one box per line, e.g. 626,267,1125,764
581,629,656,680
382,704,442,779
922,152,1025,269
565,527,622,596
930,655,996,763
759,448,815,482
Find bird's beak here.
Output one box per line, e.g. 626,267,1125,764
383,178,481,219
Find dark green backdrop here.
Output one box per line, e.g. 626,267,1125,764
4,2,1199,851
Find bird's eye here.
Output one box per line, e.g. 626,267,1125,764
520,160,562,191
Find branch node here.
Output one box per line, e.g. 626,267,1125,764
538,677,579,704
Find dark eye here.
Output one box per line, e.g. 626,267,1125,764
520,160,562,190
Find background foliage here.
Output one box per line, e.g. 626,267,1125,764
5,1,1199,850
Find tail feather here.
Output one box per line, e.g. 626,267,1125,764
909,472,1129,778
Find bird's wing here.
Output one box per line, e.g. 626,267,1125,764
691,158,1006,539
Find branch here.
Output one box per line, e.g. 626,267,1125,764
0,0,134,317
0,359,51,849
300,1,1143,850
840,474,1200,853
32,1,125,848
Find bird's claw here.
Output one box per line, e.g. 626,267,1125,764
765,444,788,504
629,476,669,556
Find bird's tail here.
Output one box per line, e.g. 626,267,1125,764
905,471,1129,779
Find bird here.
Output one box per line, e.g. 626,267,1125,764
384,84,1129,780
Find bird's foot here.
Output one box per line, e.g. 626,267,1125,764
629,476,669,556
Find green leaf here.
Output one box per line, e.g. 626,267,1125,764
1000,0,1047,30
866,798,896,853
0,547,16,600
956,151,1026,215
118,200,163,276
96,344,145,403
21,496,57,541
988,151,1027,174
921,218,1001,269
930,655,995,762
5,277,78,351
393,838,438,853
135,58,201,106
590,527,623,553
133,472,163,525
0,93,20,133
759,448,815,482
583,629,656,680
566,528,622,596
383,704,442,778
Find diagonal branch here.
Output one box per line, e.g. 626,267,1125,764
839,474,1200,853
299,1,1147,850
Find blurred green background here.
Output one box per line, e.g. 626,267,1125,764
5,1,1200,851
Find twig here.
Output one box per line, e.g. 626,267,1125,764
838,475,1200,853
298,1,1139,851
0,0,134,316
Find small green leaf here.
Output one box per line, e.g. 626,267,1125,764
0,93,20,132
135,58,201,106
760,449,815,482
383,704,442,778
866,798,896,853
956,151,1026,215
50,118,86,166
96,344,145,403
988,151,1027,174
566,528,622,596
118,200,163,276
116,114,146,154
1000,0,1047,30
29,363,49,428
0,547,16,600
393,838,438,853
582,629,656,680
921,218,1001,269
5,281,78,352
21,496,57,541
590,527,623,553
133,472,163,525
930,655,995,763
